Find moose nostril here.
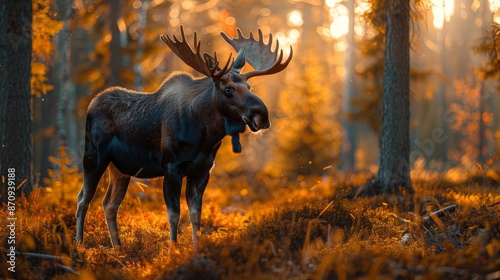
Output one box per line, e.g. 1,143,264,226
252,112,270,130
245,95,270,129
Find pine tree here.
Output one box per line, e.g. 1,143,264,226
359,0,414,196
474,22,500,92
266,55,342,177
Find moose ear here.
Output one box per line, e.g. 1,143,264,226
232,48,246,73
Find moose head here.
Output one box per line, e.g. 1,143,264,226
160,26,293,150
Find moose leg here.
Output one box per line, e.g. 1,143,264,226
186,173,209,251
76,157,109,243
102,163,131,247
163,171,183,244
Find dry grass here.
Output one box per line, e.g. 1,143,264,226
0,169,499,279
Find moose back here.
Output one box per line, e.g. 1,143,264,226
75,26,292,250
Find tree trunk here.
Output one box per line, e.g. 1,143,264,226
478,82,486,163
340,0,357,171
0,0,33,200
359,0,414,196
56,0,74,148
477,0,493,164
38,92,57,186
134,0,149,91
437,16,449,168
107,0,122,87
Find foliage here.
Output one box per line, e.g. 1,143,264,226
42,145,82,203
31,0,63,97
345,0,384,134
72,0,181,95
266,55,342,177
446,76,496,166
473,22,500,92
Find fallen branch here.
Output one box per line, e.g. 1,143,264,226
421,204,457,228
389,213,416,224
16,251,84,264
488,201,500,207
317,200,334,219
57,264,79,275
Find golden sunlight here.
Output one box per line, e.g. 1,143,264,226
329,4,349,38
287,10,303,27
431,0,455,29
325,0,342,8
490,0,500,23
274,31,295,56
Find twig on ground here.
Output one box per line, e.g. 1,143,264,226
16,251,84,264
421,204,457,228
317,200,334,219
389,213,416,224
57,264,79,275
487,201,500,207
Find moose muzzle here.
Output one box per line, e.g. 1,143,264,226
242,94,270,132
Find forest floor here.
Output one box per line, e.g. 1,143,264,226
1,167,499,279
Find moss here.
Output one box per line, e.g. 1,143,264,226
1,173,498,279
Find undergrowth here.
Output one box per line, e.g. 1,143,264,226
0,156,499,279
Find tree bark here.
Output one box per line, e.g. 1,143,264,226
0,0,33,200
56,0,74,148
360,0,414,196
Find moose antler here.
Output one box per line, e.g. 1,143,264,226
220,28,293,79
160,25,234,80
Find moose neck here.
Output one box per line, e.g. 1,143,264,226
190,77,245,152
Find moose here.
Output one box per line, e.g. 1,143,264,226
75,25,292,250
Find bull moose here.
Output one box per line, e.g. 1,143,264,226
75,25,293,250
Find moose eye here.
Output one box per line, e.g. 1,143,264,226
224,87,234,98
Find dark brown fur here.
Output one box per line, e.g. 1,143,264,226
76,26,291,251
76,71,269,249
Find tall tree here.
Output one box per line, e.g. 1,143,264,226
134,0,149,91
107,0,123,88
267,55,341,177
360,0,414,196
32,0,62,185
474,20,499,162
474,22,500,91
55,0,75,148
436,5,450,167
0,0,33,199
340,0,358,171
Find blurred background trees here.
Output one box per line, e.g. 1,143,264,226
28,0,500,187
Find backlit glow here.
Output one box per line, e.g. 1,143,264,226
431,0,455,29
329,4,349,38
490,0,500,23
287,10,303,27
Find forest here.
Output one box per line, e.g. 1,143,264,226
0,0,499,279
